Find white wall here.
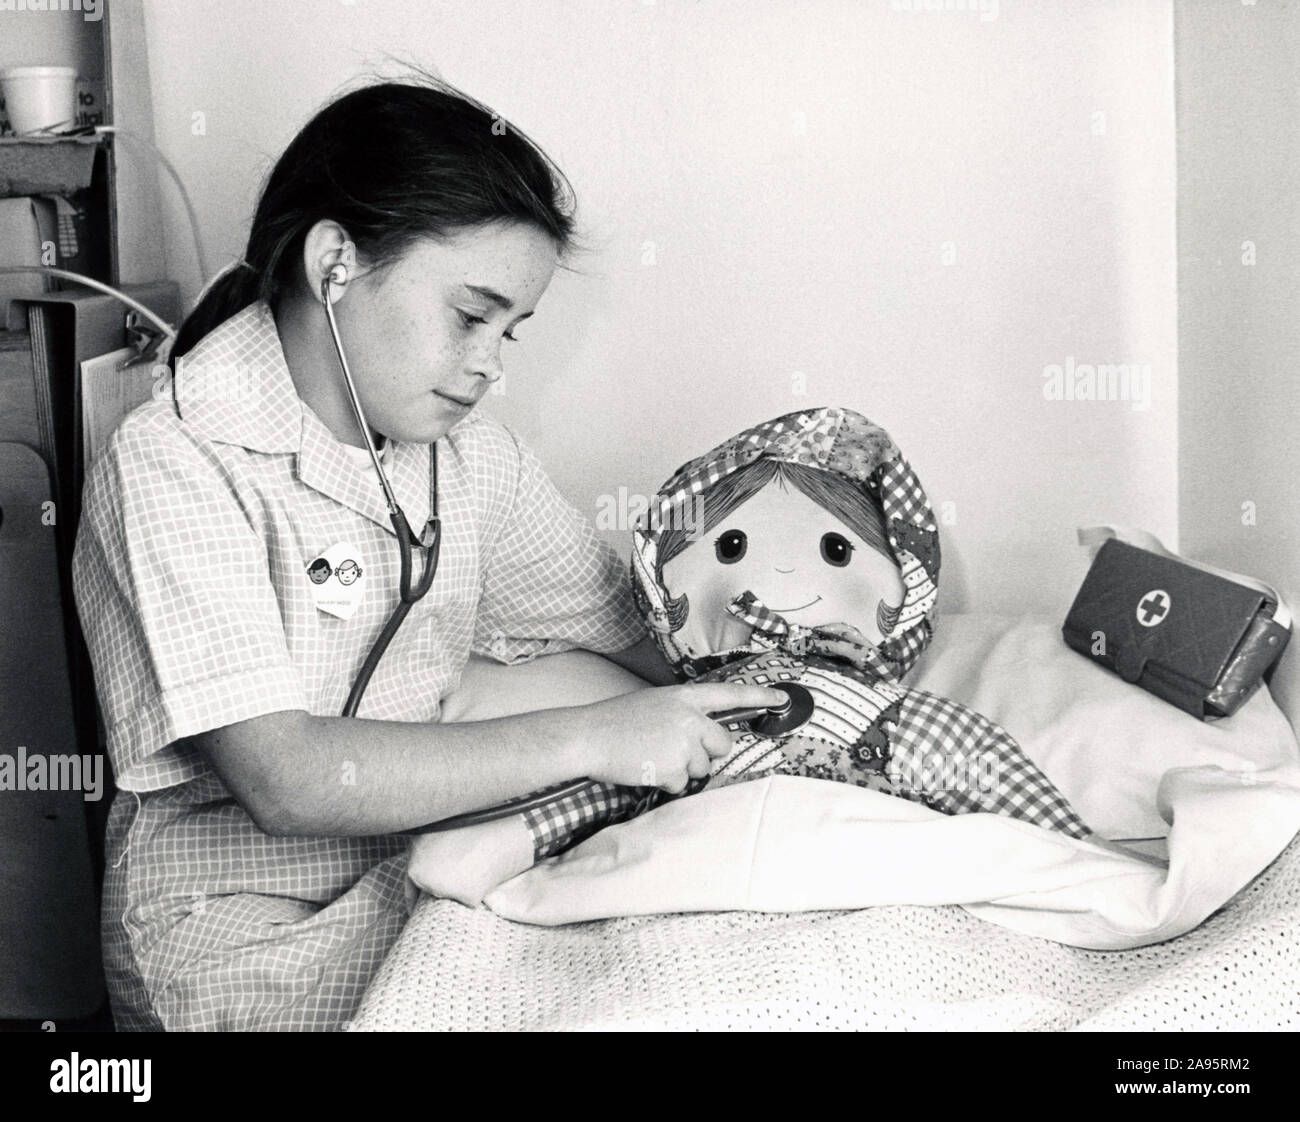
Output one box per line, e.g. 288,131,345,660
1176,0,1300,727
106,0,167,285
139,0,1178,615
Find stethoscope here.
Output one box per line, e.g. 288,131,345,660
319,265,813,835
319,267,441,720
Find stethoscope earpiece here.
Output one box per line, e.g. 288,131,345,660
322,240,355,303
321,264,348,307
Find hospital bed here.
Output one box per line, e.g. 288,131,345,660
350,614,1300,1031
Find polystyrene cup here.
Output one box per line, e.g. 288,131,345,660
0,67,78,135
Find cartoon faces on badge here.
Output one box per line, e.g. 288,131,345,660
305,556,363,586
657,459,906,654
306,541,368,621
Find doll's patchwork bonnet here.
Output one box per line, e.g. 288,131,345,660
631,406,941,679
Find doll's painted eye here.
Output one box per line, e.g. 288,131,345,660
715,529,748,564
820,532,854,567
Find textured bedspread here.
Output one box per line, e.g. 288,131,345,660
351,828,1300,1031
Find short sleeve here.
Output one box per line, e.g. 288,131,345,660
72,409,307,791
472,428,645,665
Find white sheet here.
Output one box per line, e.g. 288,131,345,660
484,765,1300,949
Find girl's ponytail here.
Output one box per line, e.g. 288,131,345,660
171,262,262,363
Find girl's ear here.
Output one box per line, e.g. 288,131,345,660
301,220,357,304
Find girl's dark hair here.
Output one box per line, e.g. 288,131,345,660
656,458,893,629
172,77,576,360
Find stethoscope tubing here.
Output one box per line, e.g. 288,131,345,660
321,276,401,512
412,691,810,835
407,778,597,835
323,276,440,719
341,594,415,719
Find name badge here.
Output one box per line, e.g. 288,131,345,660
305,541,367,620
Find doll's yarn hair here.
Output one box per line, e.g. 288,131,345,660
655,457,892,630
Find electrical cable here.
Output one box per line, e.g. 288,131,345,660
0,265,176,340
94,125,211,283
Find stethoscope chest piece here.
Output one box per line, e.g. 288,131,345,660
710,682,815,739
747,682,815,737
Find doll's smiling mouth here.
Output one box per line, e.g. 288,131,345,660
768,595,822,613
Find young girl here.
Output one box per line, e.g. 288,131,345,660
72,77,774,1031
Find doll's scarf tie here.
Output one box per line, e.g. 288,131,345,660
728,590,794,639
727,592,900,681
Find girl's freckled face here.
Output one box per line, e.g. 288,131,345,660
661,480,906,651
331,222,558,444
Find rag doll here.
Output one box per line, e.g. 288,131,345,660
414,407,1090,903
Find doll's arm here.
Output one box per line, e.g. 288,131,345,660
408,781,649,906
407,814,536,906
884,689,1092,839
522,780,650,859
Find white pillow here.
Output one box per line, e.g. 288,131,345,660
909,613,1299,839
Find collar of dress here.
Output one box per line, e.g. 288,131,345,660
171,300,436,535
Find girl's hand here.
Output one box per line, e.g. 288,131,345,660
577,682,783,793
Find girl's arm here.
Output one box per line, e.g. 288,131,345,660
190,680,775,837
601,634,678,685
